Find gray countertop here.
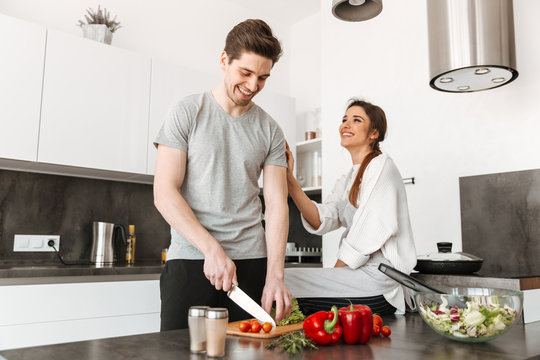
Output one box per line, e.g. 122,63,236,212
0,262,163,285
412,272,540,290
0,261,325,285
1,314,539,359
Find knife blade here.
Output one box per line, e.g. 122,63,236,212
227,285,276,327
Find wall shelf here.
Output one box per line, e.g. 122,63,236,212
302,186,322,195
296,138,322,153
295,138,322,190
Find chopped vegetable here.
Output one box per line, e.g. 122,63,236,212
373,314,383,328
419,295,517,339
251,321,262,333
265,331,318,355
271,298,306,326
239,321,250,333
262,322,272,333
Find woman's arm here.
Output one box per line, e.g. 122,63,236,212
285,142,321,229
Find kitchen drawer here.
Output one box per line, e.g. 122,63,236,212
0,280,159,326
0,313,159,351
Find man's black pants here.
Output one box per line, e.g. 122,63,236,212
160,258,267,331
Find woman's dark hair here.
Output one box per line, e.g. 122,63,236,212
347,99,388,207
224,19,282,65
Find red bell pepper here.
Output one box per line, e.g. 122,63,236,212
338,303,373,344
303,305,343,345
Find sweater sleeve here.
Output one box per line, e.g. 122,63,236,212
300,170,350,235
337,208,394,268
337,157,401,269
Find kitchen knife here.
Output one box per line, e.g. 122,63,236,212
227,285,276,327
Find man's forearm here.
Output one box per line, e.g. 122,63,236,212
263,202,289,279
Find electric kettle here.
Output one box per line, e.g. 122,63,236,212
90,221,127,264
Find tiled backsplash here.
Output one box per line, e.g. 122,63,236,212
460,168,540,278
0,169,170,264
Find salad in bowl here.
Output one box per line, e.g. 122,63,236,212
416,287,523,342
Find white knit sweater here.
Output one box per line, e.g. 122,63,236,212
301,154,417,275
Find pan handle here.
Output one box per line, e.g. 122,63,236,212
378,263,444,294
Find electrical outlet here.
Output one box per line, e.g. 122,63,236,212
13,235,60,252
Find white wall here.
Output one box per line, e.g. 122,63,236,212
0,0,292,95
290,12,322,143
319,0,540,266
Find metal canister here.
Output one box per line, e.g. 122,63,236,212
188,306,209,353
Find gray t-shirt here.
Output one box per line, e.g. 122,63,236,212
154,91,287,260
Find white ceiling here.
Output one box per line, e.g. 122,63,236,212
227,0,320,26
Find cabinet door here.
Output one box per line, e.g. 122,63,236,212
147,60,215,174
254,91,296,187
0,280,160,350
38,30,151,174
0,14,46,161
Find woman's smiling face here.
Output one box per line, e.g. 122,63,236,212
339,105,379,150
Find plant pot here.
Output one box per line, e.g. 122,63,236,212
81,24,113,45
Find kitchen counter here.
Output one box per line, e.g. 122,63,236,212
0,262,326,285
0,262,163,285
1,314,539,359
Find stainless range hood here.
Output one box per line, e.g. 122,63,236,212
427,0,518,93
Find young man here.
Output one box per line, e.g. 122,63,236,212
154,19,292,330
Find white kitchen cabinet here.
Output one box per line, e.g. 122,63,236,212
256,91,296,150
38,30,151,174
147,59,215,174
295,138,322,193
254,91,296,188
0,14,46,162
0,280,160,350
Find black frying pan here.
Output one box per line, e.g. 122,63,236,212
414,242,483,275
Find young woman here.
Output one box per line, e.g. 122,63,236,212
284,99,417,315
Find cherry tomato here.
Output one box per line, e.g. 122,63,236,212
238,321,250,333
373,314,383,328
262,322,272,333
251,321,262,333
381,325,391,337
372,324,381,336
249,319,260,325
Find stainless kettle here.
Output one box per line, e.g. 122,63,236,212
90,221,127,265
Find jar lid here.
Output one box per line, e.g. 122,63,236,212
206,308,229,319
188,306,209,317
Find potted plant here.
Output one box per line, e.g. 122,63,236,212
77,5,121,45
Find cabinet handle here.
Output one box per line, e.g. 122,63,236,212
403,177,415,185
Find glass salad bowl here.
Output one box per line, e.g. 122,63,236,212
415,287,523,343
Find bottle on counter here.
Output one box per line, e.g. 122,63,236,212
188,306,209,354
205,308,228,357
126,224,136,264
161,248,168,264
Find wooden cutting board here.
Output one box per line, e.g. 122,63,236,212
227,320,304,339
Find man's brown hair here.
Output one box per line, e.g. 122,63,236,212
224,19,282,65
